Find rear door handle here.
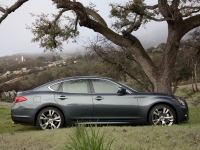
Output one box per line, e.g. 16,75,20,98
57,96,68,100
94,96,104,101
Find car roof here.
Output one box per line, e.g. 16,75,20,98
33,76,116,91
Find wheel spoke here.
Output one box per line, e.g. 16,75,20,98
41,122,49,129
40,113,48,120
53,116,61,122
161,120,166,125
163,107,169,114
153,109,160,116
152,119,160,125
49,110,55,116
164,116,173,119
51,123,57,129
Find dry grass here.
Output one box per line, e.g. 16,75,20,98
0,125,200,150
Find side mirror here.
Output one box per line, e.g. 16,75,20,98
117,87,126,95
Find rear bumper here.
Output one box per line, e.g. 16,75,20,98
11,103,36,125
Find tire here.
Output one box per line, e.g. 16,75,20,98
149,104,176,126
37,107,64,130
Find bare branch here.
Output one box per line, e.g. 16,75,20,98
54,8,68,23
144,4,158,10
180,6,200,10
0,6,5,13
123,15,143,35
0,0,28,24
144,15,174,21
181,9,200,17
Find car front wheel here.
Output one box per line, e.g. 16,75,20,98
37,107,64,130
149,104,176,126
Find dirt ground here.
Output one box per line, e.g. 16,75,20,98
0,101,13,107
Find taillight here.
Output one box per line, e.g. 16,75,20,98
14,96,27,103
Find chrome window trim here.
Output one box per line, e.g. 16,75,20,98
89,78,132,94
48,77,132,94
48,81,63,91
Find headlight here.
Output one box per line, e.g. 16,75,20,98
172,97,185,106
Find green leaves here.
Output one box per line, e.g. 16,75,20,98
109,0,159,33
27,12,79,52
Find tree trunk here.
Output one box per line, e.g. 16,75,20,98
131,29,180,94
191,70,195,92
152,73,173,94
194,62,199,92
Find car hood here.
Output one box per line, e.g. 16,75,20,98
136,92,174,98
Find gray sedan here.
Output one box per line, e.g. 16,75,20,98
11,76,188,130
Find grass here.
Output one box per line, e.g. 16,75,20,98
0,88,200,150
0,107,38,134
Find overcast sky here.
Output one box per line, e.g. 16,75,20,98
0,0,167,57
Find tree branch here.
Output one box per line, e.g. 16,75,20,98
52,0,132,47
85,8,107,27
158,0,172,18
144,4,158,10
179,14,200,38
144,15,174,21
180,6,200,10
54,8,68,23
0,6,5,13
92,46,151,92
0,0,28,24
53,0,158,83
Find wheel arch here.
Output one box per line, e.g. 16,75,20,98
147,102,178,124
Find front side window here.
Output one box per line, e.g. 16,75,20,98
91,79,119,94
61,79,88,93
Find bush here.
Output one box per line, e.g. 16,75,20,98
66,124,114,150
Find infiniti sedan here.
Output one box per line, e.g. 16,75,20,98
11,76,188,130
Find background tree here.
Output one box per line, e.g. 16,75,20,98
28,0,200,94
182,27,200,92
86,35,153,92
34,56,46,67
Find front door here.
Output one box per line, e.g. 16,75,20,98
90,79,139,122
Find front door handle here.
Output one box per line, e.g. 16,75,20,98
94,96,104,101
57,96,68,100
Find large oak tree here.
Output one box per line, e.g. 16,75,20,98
2,0,200,94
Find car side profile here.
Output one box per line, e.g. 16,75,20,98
11,76,188,130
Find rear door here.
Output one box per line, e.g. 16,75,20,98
90,79,139,122
54,79,93,122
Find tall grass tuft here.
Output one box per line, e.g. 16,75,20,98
66,124,114,150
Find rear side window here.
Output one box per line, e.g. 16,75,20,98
49,83,60,91
61,79,88,93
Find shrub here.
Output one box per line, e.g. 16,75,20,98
66,124,114,150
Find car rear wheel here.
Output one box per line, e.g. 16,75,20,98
149,104,176,126
37,107,64,130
